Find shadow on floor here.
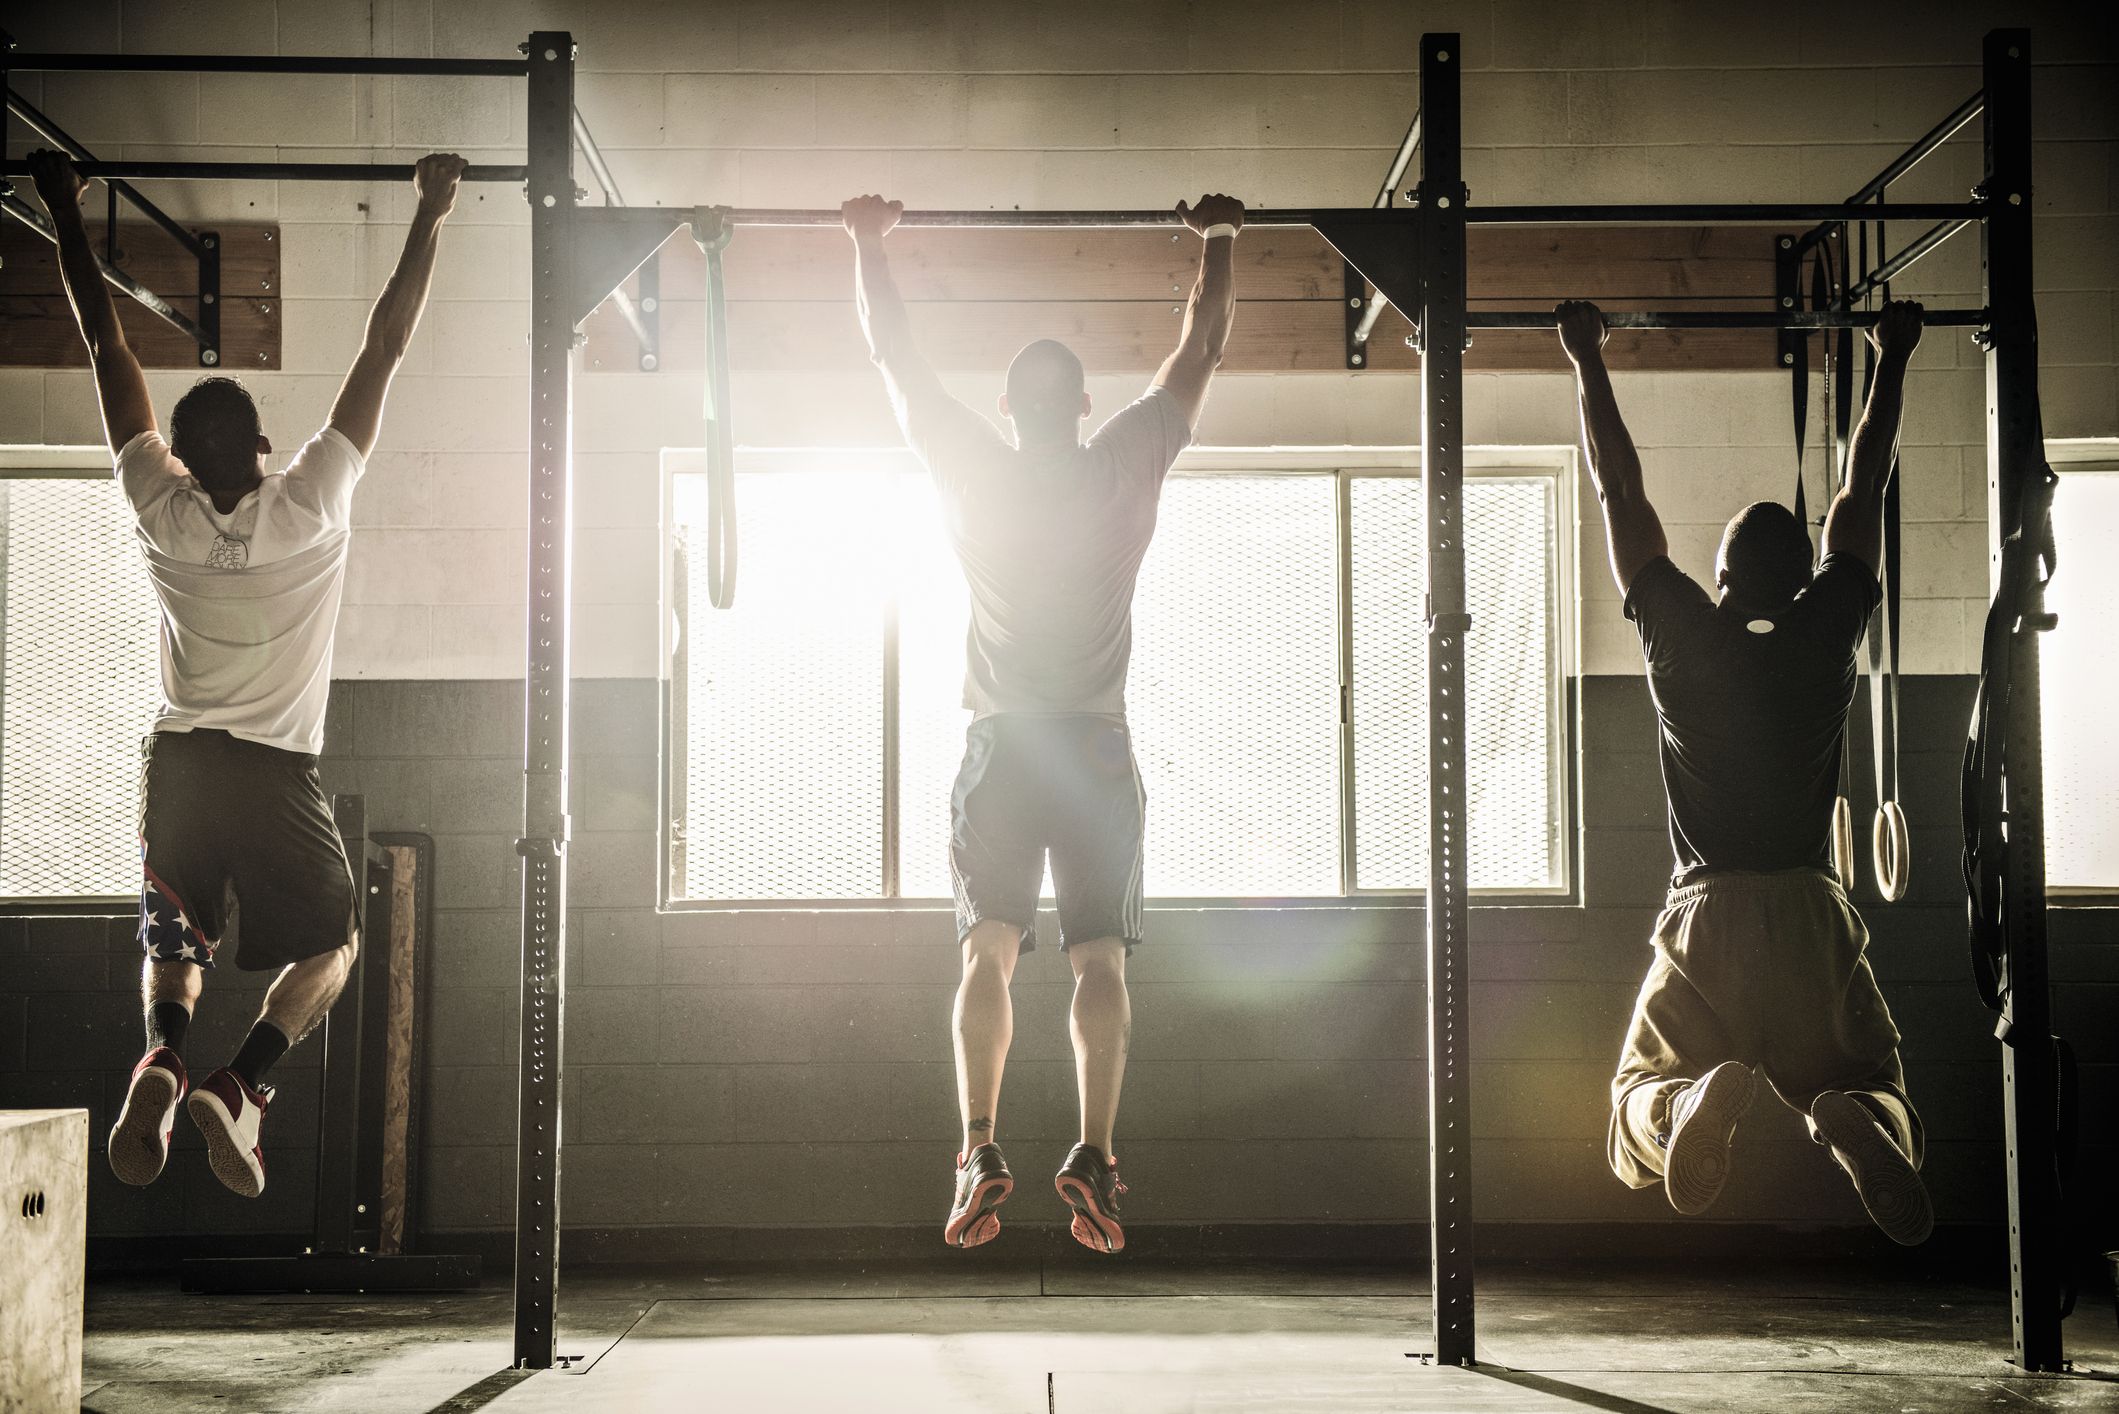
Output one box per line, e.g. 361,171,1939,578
1473,1367,1682,1414
419,1369,535,1413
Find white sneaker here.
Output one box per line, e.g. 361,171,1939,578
108,1048,187,1187
1663,1061,1758,1215
187,1067,273,1198
1811,1090,1933,1246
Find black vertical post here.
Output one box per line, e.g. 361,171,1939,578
1417,30,1475,1368
513,28,575,1372
1981,28,2062,1375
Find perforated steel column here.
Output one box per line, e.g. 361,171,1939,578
1981,28,2063,1375
512,28,575,1372
1418,31,1475,1368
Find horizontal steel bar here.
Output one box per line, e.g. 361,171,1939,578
6,90,204,256
723,206,1409,228
1848,90,1985,207
7,52,528,76
1465,307,1986,329
1467,202,1985,225
1,159,526,183
0,192,209,343
1847,218,1975,301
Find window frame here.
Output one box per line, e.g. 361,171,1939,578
658,443,1579,912
0,445,153,913
2039,438,2119,902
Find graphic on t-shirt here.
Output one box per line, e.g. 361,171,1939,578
207,533,249,569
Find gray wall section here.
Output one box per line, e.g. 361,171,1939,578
1,675,2113,1246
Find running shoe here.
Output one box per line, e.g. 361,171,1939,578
1055,1143,1128,1254
944,1143,1013,1248
1663,1061,1757,1216
187,1067,273,1198
107,1048,187,1187
1810,1090,1933,1246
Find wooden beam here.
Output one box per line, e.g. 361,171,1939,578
0,219,281,370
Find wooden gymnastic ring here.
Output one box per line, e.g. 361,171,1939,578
1831,795,1855,891
1872,799,1910,902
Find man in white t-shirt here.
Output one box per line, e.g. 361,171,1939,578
27,148,466,1199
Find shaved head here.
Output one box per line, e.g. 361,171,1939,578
1003,339,1087,445
1716,501,1815,612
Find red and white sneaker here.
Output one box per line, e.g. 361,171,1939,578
944,1143,1014,1249
108,1048,188,1187
187,1068,273,1198
1055,1143,1128,1254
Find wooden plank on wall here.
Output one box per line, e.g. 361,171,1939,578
0,219,281,370
589,224,1794,374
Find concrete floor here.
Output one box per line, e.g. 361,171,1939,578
79,1256,2119,1413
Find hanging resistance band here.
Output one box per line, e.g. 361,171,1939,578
692,206,738,610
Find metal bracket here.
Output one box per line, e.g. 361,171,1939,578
635,251,661,371
1312,214,1423,328
1774,232,1800,371
1343,261,1370,368
567,204,687,331
197,228,221,366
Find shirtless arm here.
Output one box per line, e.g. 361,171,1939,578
1558,300,1668,595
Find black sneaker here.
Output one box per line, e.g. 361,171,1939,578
1662,1061,1757,1216
944,1143,1013,1249
1810,1090,1933,1246
1055,1143,1128,1254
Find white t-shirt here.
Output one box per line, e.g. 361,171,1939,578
116,426,365,755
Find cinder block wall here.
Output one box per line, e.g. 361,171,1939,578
1,1,2113,1248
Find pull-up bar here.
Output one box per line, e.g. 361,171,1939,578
5,52,529,77
1466,308,1987,330
0,159,529,183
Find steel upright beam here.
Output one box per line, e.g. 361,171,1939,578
512,29,576,1373
1981,28,2063,1376
1418,31,1476,1369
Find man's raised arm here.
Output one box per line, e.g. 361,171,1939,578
1558,300,1667,594
28,151,155,454
843,194,949,412
1153,194,1243,431
1823,300,1922,574
327,153,466,460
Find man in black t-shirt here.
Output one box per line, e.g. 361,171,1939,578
1560,298,1933,1245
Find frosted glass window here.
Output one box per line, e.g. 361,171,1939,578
2042,466,2119,891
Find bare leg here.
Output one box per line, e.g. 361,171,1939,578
953,921,1021,1153
143,958,203,1023
257,936,359,1047
1068,937,1130,1155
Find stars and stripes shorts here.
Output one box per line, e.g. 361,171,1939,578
947,713,1146,956
138,729,359,972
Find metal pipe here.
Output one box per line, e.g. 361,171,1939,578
1847,218,1975,301
2,159,527,183
1847,90,1985,207
1351,109,1422,348
6,89,204,256
1466,201,1984,225
1,192,209,342
1464,307,1986,329
570,107,653,354
724,206,1403,228
8,52,529,76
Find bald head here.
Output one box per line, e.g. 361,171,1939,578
1716,500,1815,612
1002,339,1088,446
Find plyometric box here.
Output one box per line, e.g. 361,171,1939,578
0,219,282,370
0,1110,88,1414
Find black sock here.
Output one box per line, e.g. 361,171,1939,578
229,1021,290,1090
146,1002,191,1056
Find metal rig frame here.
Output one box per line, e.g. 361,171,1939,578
0,25,2055,1378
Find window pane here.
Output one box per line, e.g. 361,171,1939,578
1129,475,1341,896
895,474,972,900
673,470,887,899
0,479,163,898
2042,468,2119,890
1352,476,1561,892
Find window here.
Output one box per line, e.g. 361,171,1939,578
663,447,1572,905
0,453,162,902
2041,451,2119,893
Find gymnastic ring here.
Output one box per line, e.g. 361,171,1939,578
1831,795,1855,891
1872,799,1910,902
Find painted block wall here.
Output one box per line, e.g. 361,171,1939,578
2,0,2113,679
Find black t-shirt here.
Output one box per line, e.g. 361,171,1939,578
1624,553,1880,886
